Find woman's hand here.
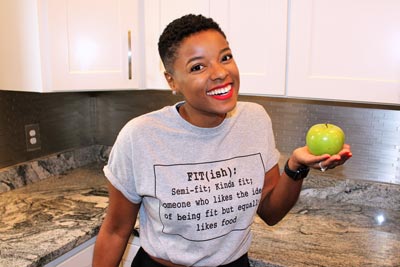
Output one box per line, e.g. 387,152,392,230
291,144,352,172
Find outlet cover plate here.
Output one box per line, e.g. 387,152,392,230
25,124,41,151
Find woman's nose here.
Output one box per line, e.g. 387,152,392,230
210,63,228,80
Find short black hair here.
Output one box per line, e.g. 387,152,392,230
158,14,226,73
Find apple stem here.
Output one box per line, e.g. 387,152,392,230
325,123,328,128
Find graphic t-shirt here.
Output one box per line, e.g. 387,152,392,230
104,101,280,266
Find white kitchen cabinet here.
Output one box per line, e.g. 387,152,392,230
143,0,288,96
286,0,400,105
0,0,143,92
44,236,96,267
213,0,288,96
0,1,44,92
44,235,140,267
143,0,212,90
119,235,141,267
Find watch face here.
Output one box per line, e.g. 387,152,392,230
294,171,301,179
296,168,309,180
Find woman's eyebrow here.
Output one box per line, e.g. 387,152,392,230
220,47,231,54
185,47,232,66
186,56,204,66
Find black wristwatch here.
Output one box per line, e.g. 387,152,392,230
284,159,310,181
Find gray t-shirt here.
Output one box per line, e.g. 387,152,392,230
104,101,280,266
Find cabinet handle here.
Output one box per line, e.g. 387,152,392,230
128,30,132,80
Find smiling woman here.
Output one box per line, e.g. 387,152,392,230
92,14,352,267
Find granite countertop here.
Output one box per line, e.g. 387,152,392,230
1,159,400,266
249,175,400,267
0,163,108,267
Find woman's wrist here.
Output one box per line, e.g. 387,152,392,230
287,155,305,170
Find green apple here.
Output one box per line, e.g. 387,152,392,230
306,123,345,156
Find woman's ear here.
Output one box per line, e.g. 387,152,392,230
164,71,176,91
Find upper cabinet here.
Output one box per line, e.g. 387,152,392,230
143,0,212,90
286,0,400,105
1,0,398,105
213,1,288,96
143,0,288,96
46,0,143,91
0,0,143,92
0,1,44,92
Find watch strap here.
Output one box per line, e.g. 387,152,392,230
284,159,310,181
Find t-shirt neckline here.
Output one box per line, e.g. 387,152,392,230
172,101,232,135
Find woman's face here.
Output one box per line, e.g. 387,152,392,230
165,30,240,127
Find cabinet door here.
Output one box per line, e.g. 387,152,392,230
119,236,140,267
287,0,400,105
212,0,288,96
54,245,94,267
144,0,288,96
44,237,96,267
144,0,211,89
0,1,44,92
45,0,142,91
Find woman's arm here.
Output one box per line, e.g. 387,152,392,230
257,164,303,226
93,182,140,267
258,144,352,226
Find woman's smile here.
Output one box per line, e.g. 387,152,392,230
206,83,234,100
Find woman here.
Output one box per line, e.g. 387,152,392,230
93,14,352,267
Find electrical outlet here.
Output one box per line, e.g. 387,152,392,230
25,124,41,151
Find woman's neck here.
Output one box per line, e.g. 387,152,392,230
178,103,226,128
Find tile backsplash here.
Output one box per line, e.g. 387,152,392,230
0,91,94,167
243,96,400,184
0,90,399,185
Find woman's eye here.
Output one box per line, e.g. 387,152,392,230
190,64,204,72
222,54,233,62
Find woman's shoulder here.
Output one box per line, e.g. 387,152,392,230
119,104,177,134
236,101,268,115
232,102,272,128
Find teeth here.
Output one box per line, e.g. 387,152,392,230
207,85,231,96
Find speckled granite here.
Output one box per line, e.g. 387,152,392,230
0,145,110,193
0,163,108,267
301,174,400,211
0,151,399,267
249,174,400,267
